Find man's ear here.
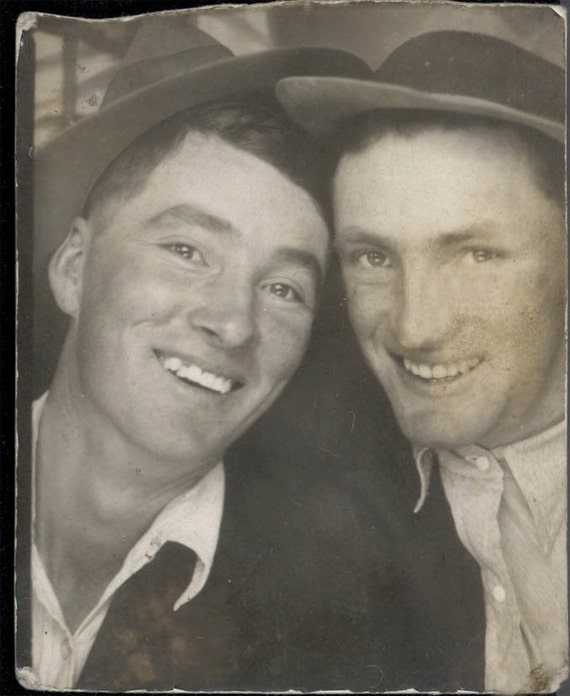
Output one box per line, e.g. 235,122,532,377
48,218,92,318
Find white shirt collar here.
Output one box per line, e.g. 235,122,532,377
413,420,566,529
32,393,225,614
494,420,566,545
412,445,435,514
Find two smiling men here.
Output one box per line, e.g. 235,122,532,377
26,14,566,694
280,30,567,693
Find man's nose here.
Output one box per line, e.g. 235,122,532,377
390,263,454,351
188,276,257,350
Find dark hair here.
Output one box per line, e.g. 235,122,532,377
83,93,330,226
333,109,565,207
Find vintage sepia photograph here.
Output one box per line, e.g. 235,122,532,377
15,1,567,692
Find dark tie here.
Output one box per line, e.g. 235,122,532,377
77,540,197,691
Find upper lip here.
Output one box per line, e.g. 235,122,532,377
390,350,481,366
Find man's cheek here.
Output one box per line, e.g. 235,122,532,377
256,311,307,367
347,286,388,340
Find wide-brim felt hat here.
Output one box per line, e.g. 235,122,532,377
33,16,371,276
31,15,370,393
276,30,565,142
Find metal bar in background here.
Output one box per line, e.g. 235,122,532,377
62,32,78,126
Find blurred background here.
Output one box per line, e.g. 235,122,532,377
29,2,565,148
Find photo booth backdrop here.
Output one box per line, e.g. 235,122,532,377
32,3,564,148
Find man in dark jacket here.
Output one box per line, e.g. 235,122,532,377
18,15,382,691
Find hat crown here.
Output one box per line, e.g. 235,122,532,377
376,30,564,124
102,16,233,106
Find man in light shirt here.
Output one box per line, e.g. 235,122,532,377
20,16,373,691
278,30,567,693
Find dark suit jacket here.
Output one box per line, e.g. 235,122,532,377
78,440,380,691
76,434,422,692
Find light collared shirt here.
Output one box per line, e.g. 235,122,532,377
414,421,568,693
29,394,225,690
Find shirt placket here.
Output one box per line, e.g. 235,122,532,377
32,545,77,688
439,448,529,693
481,563,529,693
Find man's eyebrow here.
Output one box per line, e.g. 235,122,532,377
335,227,496,251
272,247,324,288
432,229,482,249
334,228,395,252
147,204,237,236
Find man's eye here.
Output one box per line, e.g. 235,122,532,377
263,282,302,303
164,243,205,265
356,250,392,269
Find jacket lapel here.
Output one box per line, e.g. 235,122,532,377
420,465,486,690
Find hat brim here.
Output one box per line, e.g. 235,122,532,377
277,75,566,143
33,48,369,274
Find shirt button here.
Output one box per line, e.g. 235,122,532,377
492,585,506,602
475,456,490,472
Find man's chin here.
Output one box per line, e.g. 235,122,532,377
396,411,491,451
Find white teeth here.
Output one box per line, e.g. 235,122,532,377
402,357,481,380
220,380,232,395
446,364,459,377
187,364,202,383
160,355,234,394
214,376,229,394
432,365,447,379
178,365,191,380
202,373,216,390
164,356,182,372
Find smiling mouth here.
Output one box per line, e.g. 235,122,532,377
156,352,243,395
400,356,481,382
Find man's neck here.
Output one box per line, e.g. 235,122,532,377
33,370,216,632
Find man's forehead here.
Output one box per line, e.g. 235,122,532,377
335,120,547,195
334,121,564,252
86,132,239,228
91,137,329,267
84,131,221,222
